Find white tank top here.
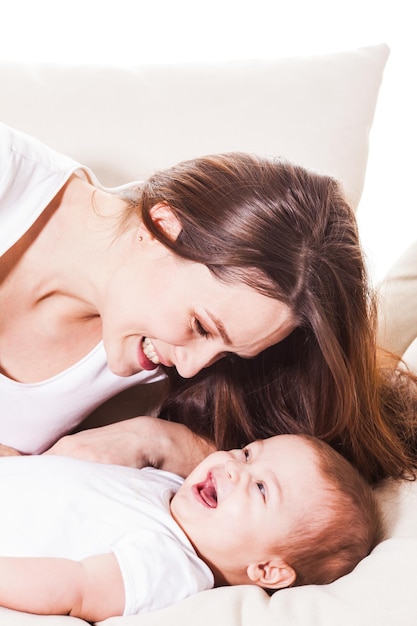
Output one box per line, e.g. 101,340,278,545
0,122,164,453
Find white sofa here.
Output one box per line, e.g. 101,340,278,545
1,44,416,626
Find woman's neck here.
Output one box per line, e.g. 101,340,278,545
32,175,137,321
0,175,139,382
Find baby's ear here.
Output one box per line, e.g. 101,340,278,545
246,557,296,590
148,203,182,241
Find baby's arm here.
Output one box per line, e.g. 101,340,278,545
0,552,124,621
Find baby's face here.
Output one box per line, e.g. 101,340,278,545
170,434,326,585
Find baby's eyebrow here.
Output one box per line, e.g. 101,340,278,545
268,471,282,503
251,440,282,501
249,440,263,456
242,440,261,462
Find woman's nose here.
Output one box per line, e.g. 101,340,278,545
174,344,226,378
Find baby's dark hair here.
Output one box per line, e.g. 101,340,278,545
270,435,384,588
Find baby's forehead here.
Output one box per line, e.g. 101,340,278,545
257,433,319,456
250,435,322,477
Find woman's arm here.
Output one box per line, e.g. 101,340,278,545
0,444,21,457
45,416,216,477
0,553,124,621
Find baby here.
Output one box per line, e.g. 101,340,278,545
0,434,382,621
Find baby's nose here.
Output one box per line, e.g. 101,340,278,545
225,459,245,484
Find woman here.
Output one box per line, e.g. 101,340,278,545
1,122,416,482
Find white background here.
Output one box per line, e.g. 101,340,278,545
0,0,415,281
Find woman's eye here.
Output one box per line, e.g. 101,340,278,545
242,448,250,461
194,319,210,338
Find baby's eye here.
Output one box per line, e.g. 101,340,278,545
194,318,210,338
256,482,266,499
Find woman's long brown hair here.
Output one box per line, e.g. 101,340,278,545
127,152,417,484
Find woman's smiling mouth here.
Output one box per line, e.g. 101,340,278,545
142,337,160,365
136,337,160,370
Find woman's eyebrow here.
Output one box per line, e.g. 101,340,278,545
205,310,232,345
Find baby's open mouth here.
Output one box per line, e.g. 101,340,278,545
142,337,160,365
196,472,217,508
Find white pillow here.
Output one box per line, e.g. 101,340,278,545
377,240,417,357
0,44,388,210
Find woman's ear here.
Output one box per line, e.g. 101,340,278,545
246,558,296,590
148,203,182,241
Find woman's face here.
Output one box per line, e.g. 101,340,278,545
101,211,296,378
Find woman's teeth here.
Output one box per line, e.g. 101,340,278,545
142,337,160,365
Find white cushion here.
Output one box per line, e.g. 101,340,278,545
0,44,388,209
377,240,417,357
